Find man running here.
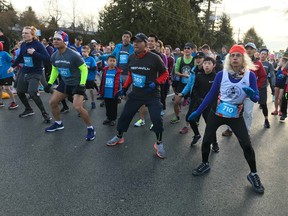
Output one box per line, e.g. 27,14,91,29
44,31,95,141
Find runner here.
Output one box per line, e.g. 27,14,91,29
44,31,95,141
8,26,51,122
188,45,264,194
106,33,168,159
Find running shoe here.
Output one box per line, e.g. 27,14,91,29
109,121,116,126
179,126,189,134
271,110,278,115
280,114,287,121
264,119,270,128
103,119,111,125
211,142,220,153
0,102,5,107
91,102,96,109
86,128,96,141
19,109,35,118
170,116,180,124
45,122,64,132
8,102,19,110
134,119,145,127
222,129,233,136
247,173,265,194
60,106,69,113
106,136,124,146
191,134,201,145
153,143,166,159
100,101,105,107
42,112,52,123
192,162,210,176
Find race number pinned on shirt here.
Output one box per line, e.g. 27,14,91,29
132,73,146,88
58,68,71,77
216,101,240,118
105,77,114,88
24,56,34,67
119,54,128,64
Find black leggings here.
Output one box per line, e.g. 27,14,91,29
160,81,170,110
260,103,268,117
202,111,257,173
280,93,287,115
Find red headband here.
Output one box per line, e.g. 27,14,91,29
229,45,246,55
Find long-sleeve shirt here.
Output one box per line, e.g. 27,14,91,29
251,59,267,89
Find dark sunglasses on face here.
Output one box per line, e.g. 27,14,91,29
184,47,191,50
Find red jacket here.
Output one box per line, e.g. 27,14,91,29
100,66,122,97
251,59,267,89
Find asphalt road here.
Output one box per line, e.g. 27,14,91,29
0,92,287,216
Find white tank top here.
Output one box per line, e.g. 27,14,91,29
219,70,250,104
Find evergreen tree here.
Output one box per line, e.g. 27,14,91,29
242,27,264,49
19,6,41,28
212,13,235,51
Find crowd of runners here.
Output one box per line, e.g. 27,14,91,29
1,26,288,195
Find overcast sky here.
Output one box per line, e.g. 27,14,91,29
11,0,288,52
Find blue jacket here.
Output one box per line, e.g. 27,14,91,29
100,43,134,65
0,51,13,79
181,66,196,96
12,39,50,74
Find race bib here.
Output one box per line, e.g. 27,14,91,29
24,56,34,67
105,77,114,88
58,68,71,77
119,54,128,64
216,101,240,118
132,73,146,88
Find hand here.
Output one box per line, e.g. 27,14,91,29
242,86,256,99
8,67,14,73
114,88,127,98
178,93,183,97
72,85,86,95
44,84,52,93
27,48,35,55
278,74,285,79
188,111,200,121
144,82,157,93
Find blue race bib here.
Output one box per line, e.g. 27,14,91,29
58,68,71,77
132,73,146,88
119,54,128,64
24,56,34,67
216,101,239,118
105,77,114,88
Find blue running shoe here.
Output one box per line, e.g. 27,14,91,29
86,128,96,141
45,122,64,132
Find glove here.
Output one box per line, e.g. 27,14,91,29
278,74,285,79
242,86,256,100
44,84,52,93
188,111,200,121
144,82,157,93
72,85,86,95
114,88,127,98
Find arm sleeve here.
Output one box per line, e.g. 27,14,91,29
195,72,222,114
181,73,195,96
249,72,259,102
79,63,88,85
48,65,59,84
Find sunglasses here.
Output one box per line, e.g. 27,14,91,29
230,53,242,58
184,47,191,50
53,38,62,41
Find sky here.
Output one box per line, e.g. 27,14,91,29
10,0,288,52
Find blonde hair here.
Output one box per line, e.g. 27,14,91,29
223,53,257,72
23,26,38,40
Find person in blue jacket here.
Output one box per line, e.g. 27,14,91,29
0,42,19,109
188,44,265,194
8,26,51,122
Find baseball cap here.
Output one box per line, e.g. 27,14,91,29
131,33,148,42
260,48,269,53
91,39,97,44
53,31,69,45
194,51,205,58
245,42,257,50
184,42,195,49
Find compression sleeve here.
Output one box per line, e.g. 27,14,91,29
48,65,59,84
79,63,88,85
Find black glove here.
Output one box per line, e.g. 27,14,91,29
73,85,86,95
44,84,52,93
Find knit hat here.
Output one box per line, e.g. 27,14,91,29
229,44,246,55
0,42,3,51
53,31,69,45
